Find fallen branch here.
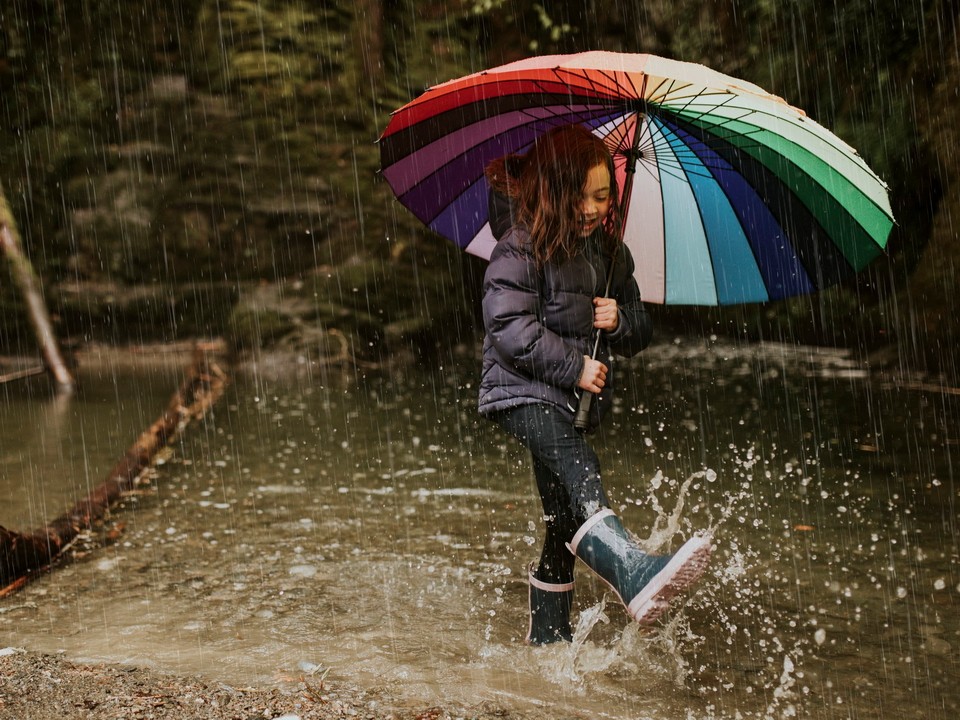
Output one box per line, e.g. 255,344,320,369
0,365,46,384
0,344,228,596
882,380,960,397
0,179,75,393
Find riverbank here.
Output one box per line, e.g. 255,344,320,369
0,648,542,720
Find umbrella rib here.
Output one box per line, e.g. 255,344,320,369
554,66,633,101
544,67,634,129
648,86,818,160
644,76,695,106
652,115,789,303
665,94,882,187
397,103,628,226
640,115,716,181
644,116,723,304
492,71,653,162
517,71,627,127
643,119,707,184
546,66,672,158
665,112,869,289
652,89,774,150
667,105,894,226
645,81,773,159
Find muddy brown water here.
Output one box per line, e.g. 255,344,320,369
1,340,957,719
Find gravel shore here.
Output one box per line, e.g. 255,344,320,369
0,649,533,720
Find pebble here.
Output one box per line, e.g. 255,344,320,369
289,565,318,578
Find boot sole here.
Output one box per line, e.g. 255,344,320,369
625,534,713,625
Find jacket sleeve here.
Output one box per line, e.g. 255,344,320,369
482,235,584,389
604,244,653,358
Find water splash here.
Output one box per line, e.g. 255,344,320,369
524,455,820,718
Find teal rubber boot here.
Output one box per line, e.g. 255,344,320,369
568,509,712,626
526,564,575,645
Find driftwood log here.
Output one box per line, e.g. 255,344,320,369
0,179,75,393
0,345,228,596
0,365,46,384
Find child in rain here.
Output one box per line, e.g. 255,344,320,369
478,124,713,644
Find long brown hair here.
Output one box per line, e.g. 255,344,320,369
485,124,620,265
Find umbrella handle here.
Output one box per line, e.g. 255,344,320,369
573,390,593,430
573,327,605,431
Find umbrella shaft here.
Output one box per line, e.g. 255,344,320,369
574,128,644,432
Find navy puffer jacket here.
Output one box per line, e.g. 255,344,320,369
478,224,653,431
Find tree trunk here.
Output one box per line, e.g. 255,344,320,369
0,180,75,393
0,344,228,595
355,0,385,89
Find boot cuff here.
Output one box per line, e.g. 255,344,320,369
567,508,617,555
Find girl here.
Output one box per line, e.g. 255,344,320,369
479,124,712,645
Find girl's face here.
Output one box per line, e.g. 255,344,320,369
579,162,612,236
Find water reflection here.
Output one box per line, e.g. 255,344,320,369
0,339,957,719
0,350,187,527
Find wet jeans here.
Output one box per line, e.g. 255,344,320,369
490,402,610,585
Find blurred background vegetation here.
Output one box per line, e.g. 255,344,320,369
1,0,957,378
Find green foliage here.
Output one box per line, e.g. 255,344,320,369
192,1,350,92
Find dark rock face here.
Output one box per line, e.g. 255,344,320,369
0,1,479,362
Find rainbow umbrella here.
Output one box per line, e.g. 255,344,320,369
379,52,894,305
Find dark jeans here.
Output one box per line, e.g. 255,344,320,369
490,402,610,585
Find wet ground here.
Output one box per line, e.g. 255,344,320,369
0,648,395,720
1,339,958,719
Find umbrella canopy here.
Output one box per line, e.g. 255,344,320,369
379,51,894,305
